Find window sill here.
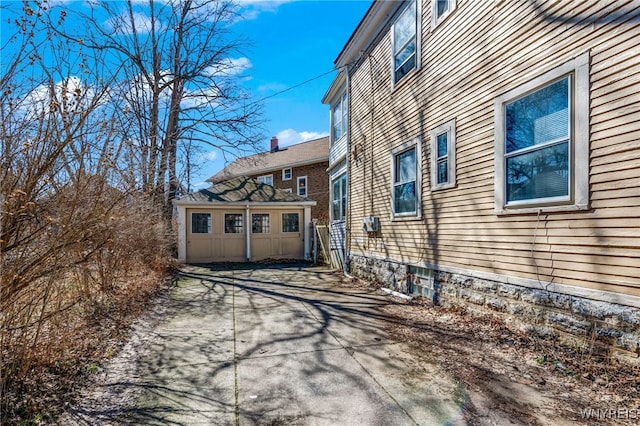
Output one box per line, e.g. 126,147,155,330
495,203,589,216
431,182,456,191
391,214,423,222
392,66,419,92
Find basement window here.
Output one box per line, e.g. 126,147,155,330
408,266,434,298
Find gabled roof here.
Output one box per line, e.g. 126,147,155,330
209,137,329,183
175,176,315,205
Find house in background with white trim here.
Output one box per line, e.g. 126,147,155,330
209,136,330,220
329,0,640,359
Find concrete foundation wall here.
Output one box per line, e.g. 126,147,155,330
349,254,640,361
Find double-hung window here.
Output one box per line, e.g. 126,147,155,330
282,168,292,181
494,52,590,213
297,176,307,197
392,138,421,217
332,92,348,142
393,0,419,84
257,174,273,186
332,173,347,221
430,119,456,190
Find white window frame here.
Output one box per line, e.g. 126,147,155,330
331,172,347,222
282,188,292,193
431,0,457,29
331,91,348,143
391,0,421,86
430,119,456,191
282,168,292,181
257,174,273,186
494,51,590,215
391,137,422,219
297,176,307,197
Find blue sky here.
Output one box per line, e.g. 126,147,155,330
1,0,371,187
221,0,371,183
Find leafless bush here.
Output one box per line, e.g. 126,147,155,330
0,3,172,422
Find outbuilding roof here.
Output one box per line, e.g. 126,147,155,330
208,137,329,183
175,176,316,205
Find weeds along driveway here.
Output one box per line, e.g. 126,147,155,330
65,264,467,425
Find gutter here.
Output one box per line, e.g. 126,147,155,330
343,66,351,276
245,204,251,261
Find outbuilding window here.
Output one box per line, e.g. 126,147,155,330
282,213,300,233
224,213,244,234
192,213,211,234
494,52,590,213
251,213,270,234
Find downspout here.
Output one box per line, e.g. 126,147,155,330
343,66,351,275
245,204,251,261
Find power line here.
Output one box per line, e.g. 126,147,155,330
247,68,336,107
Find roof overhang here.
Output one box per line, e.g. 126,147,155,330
322,70,347,105
207,157,329,183
334,1,400,69
173,200,317,208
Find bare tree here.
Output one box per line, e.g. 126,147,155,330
1,2,171,421
60,0,264,217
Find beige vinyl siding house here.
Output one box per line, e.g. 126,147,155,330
335,0,640,356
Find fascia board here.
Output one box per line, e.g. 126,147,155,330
335,1,399,68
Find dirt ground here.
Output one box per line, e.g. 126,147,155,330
343,277,640,426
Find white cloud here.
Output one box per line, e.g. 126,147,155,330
235,0,295,20
106,11,153,34
276,128,329,148
199,150,218,161
192,181,210,189
205,57,252,78
20,76,95,117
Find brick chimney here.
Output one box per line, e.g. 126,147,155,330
270,136,279,153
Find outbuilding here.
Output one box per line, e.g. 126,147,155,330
174,176,316,263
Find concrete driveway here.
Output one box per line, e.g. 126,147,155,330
69,264,467,425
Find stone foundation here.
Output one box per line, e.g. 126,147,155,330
350,254,640,361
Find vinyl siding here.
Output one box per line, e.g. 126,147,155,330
347,0,640,298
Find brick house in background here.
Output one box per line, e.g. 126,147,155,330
209,136,329,220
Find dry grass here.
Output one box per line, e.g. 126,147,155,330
0,187,177,424
384,298,640,425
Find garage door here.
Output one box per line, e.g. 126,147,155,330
186,208,305,263
250,209,304,261
186,209,246,263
